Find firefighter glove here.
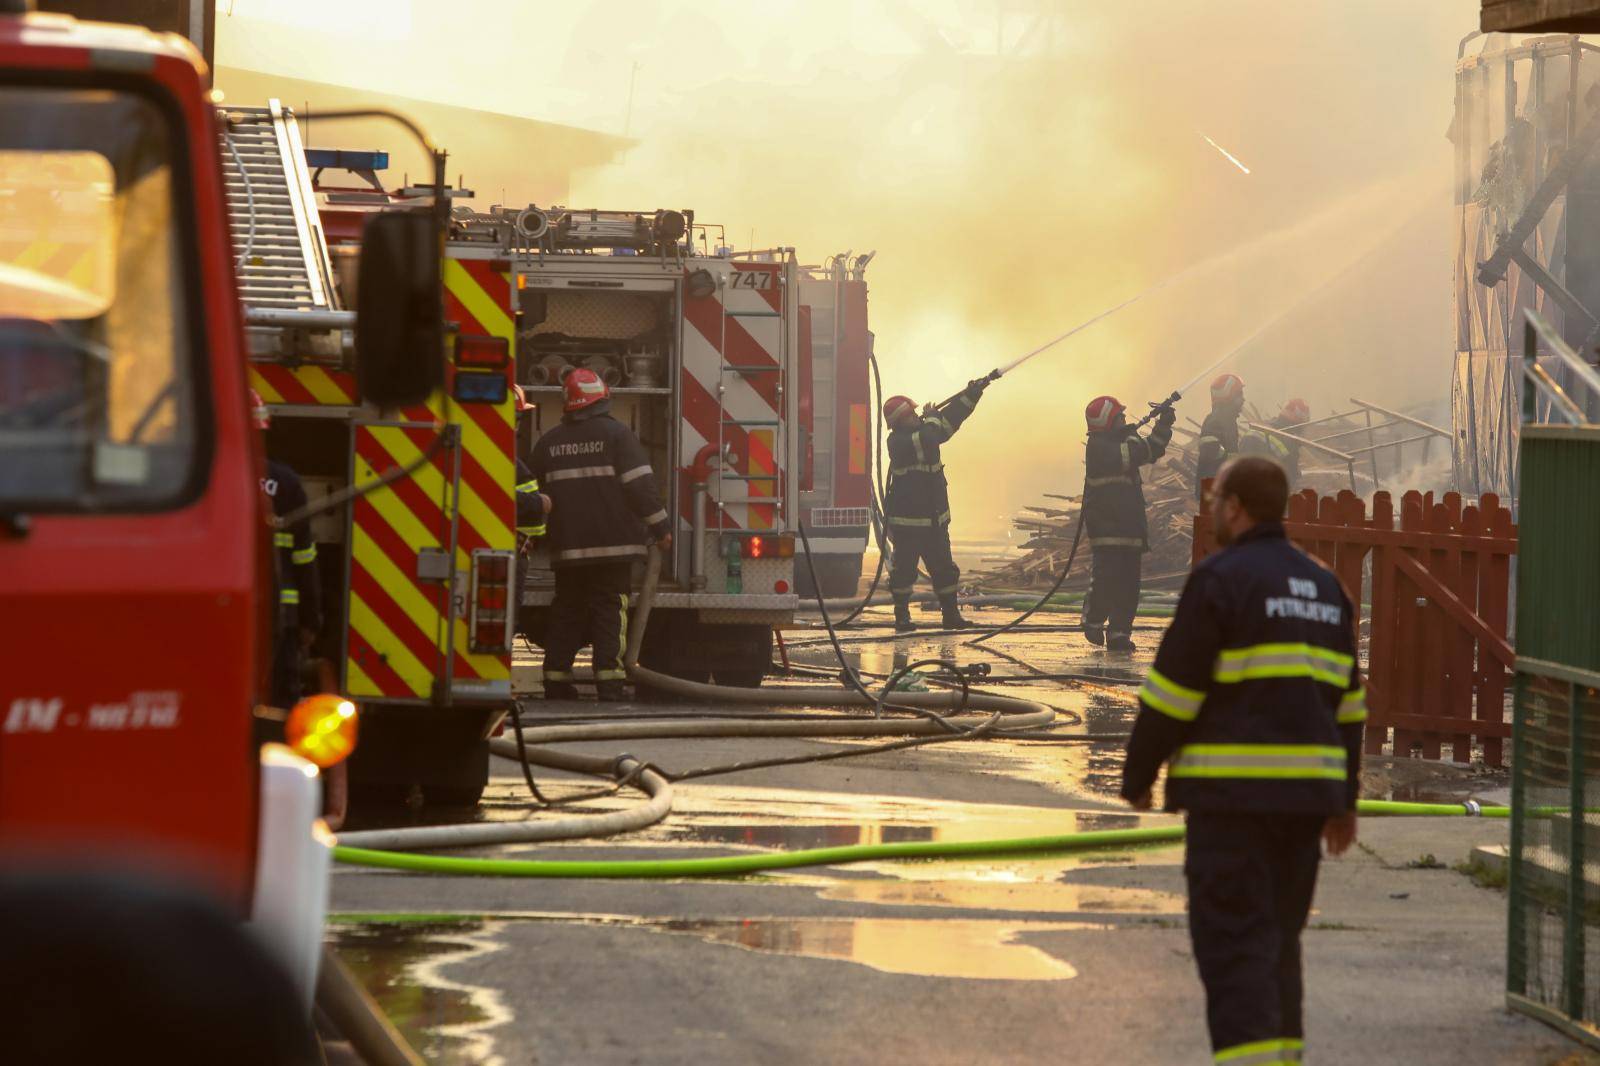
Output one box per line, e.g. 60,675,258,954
1155,404,1176,428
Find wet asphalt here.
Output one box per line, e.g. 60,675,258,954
328,605,1562,1065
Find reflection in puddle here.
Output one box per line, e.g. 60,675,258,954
818,875,1186,915
651,916,1094,980
329,920,513,1066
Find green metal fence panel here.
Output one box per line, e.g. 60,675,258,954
1510,424,1600,1044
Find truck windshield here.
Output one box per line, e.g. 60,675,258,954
0,88,199,512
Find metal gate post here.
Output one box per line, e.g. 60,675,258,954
1567,679,1586,1020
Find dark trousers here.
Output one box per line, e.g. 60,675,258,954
1083,546,1142,637
887,523,960,599
544,562,632,685
1185,811,1325,1060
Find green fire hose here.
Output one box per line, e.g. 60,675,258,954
331,798,1512,880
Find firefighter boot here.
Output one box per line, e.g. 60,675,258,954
893,596,917,634
1106,632,1136,653
938,593,970,631
544,681,580,700
595,680,628,703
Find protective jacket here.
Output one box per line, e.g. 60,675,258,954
1122,522,1365,816
514,458,547,537
1083,420,1172,551
262,459,321,635
1195,408,1240,495
527,403,669,567
885,382,984,528
1241,418,1302,483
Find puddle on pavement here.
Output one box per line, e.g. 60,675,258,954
328,919,513,1066
647,916,1095,980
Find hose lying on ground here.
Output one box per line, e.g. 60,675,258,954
333,546,1057,854
332,798,1517,879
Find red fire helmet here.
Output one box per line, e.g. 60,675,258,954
562,368,611,412
248,387,270,430
1084,395,1124,432
1210,373,1245,405
882,395,918,427
1280,397,1310,424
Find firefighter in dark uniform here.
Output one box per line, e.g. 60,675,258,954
1243,397,1309,487
251,390,322,710
882,374,993,633
1195,373,1246,499
1080,395,1174,651
1121,456,1364,1065
528,368,670,701
511,386,550,542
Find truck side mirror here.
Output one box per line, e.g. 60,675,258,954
355,211,444,409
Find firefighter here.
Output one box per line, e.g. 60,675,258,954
1121,455,1364,1064
883,375,992,632
1080,395,1174,651
511,385,551,542
1259,397,1310,485
1195,373,1246,499
252,390,321,710
528,368,671,701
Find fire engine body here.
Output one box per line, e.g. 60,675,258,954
0,20,329,1002
495,209,803,682
795,257,875,598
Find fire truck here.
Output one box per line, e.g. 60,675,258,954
0,7,443,1017
796,255,875,598
234,112,878,798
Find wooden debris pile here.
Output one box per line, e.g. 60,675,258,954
974,411,1387,592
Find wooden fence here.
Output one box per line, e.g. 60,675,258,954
1194,487,1518,765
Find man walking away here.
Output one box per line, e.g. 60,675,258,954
882,375,992,633
1080,395,1174,651
528,369,671,701
1195,373,1246,498
1121,455,1364,1064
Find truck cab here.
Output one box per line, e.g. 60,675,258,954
0,9,436,1002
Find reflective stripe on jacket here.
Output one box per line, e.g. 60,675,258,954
885,385,982,527
1082,420,1171,551
1121,522,1365,816
527,405,670,567
515,458,547,537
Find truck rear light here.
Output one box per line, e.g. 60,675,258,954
469,548,515,654
741,534,795,559
456,333,510,369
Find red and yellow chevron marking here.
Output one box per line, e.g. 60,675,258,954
343,255,515,700
0,237,110,299
746,428,776,530
249,363,359,406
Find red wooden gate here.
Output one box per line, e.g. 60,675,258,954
1193,487,1518,765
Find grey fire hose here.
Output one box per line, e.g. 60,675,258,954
334,549,1055,853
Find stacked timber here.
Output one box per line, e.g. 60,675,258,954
973,415,1373,592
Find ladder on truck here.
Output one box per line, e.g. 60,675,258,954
715,263,790,530
219,100,341,323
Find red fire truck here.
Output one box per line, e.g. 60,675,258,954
0,7,441,1010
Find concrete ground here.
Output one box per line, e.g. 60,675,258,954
328,605,1570,1064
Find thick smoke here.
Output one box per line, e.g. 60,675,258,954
218,0,1473,541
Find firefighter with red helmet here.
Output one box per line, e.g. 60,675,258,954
1196,373,1245,498
1248,397,1309,485
1081,394,1174,651
882,376,992,632
527,369,670,701
251,389,322,710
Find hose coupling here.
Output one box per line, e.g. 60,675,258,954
1462,799,1482,817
